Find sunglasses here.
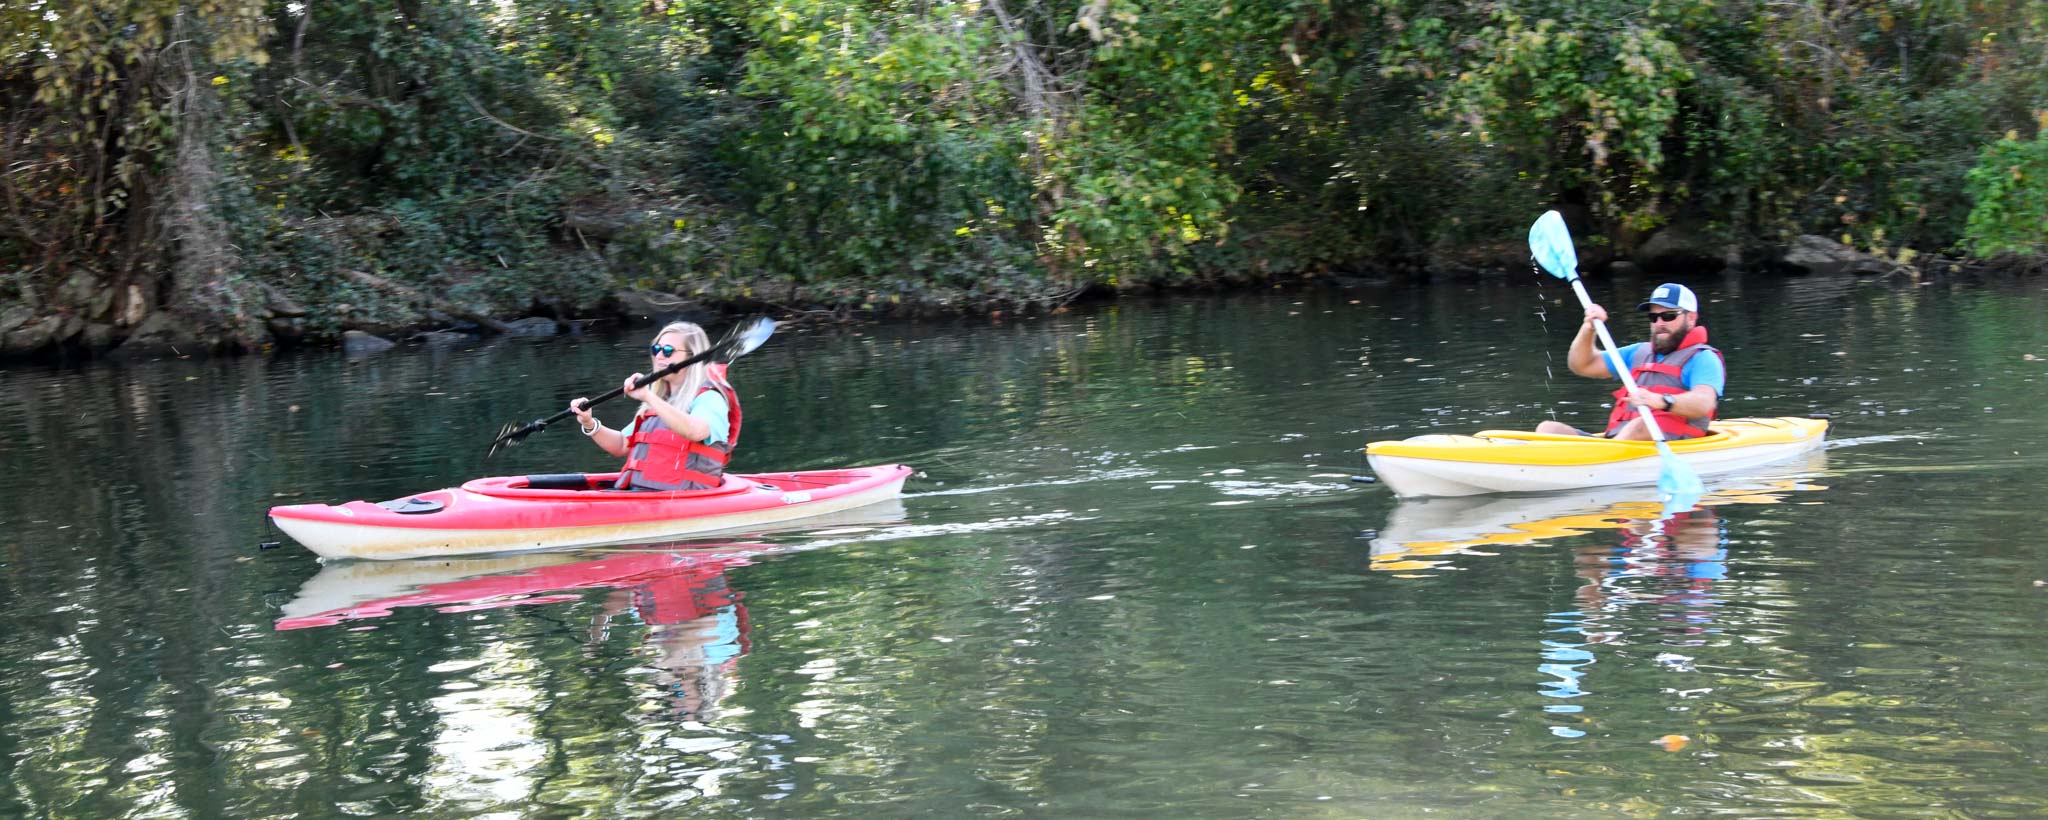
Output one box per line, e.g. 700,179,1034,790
1646,310,1684,323
649,344,679,357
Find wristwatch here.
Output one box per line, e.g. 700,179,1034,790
1660,394,1675,411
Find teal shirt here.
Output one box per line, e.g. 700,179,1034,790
625,390,730,445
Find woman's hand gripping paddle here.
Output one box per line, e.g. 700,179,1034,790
487,317,778,457
1527,211,1705,507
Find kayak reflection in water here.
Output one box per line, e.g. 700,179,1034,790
569,321,743,491
1540,506,1727,738
276,548,758,720
1536,282,1725,442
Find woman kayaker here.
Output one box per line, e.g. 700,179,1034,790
569,321,742,490
1536,282,1724,441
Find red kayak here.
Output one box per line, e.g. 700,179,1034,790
269,464,912,560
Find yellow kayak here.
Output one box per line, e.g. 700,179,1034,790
1365,417,1829,497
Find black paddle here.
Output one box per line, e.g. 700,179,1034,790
487,317,778,457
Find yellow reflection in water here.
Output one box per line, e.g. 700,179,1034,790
1370,471,1829,573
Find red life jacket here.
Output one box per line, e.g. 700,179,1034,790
617,365,744,491
1603,326,1718,440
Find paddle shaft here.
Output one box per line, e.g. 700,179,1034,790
515,336,737,436
1568,278,1675,445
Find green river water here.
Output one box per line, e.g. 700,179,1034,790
2,273,2047,817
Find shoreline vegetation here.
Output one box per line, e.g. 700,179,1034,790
4,1,2045,362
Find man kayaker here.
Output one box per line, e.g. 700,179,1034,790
569,321,742,490
1537,282,1723,441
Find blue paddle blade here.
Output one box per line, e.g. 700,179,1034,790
730,317,778,358
712,316,778,364
1652,440,1706,501
1528,210,1580,282
1658,486,1704,519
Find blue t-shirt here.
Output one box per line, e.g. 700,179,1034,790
1602,343,1725,396
625,390,730,445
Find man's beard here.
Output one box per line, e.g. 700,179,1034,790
1651,321,1690,355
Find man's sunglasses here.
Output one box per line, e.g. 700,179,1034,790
650,344,679,356
1645,310,1684,323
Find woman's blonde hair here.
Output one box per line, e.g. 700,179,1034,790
643,321,712,415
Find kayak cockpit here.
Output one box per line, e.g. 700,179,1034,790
453,469,895,501
461,473,756,500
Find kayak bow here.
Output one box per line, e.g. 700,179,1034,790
1365,417,1826,497
269,464,912,560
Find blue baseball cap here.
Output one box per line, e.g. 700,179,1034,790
1638,283,1698,313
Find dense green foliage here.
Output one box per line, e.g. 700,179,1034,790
2,0,2044,349
1965,121,2048,256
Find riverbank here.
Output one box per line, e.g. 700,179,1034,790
2,233,2038,364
